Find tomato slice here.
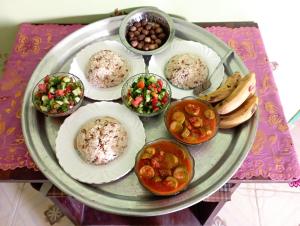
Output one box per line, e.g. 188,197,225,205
55,89,64,96
65,85,72,93
137,80,145,89
131,96,143,107
38,83,47,92
157,79,163,88
44,75,50,83
48,93,54,99
161,95,168,104
152,97,158,108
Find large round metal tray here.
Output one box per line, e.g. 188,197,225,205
22,16,258,216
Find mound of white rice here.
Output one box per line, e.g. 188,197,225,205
75,117,128,165
87,50,129,88
165,53,208,89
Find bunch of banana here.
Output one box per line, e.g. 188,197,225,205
219,95,258,129
199,72,258,129
200,72,242,103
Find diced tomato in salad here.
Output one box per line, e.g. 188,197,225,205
137,80,145,89
55,89,64,96
125,75,170,114
33,74,83,114
131,96,144,108
38,83,47,92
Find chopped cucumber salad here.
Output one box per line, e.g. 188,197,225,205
33,74,83,114
125,75,170,114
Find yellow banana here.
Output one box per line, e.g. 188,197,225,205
199,72,241,103
215,72,256,115
219,95,258,129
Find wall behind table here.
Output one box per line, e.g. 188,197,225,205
0,0,299,120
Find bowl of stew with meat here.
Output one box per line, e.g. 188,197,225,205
135,138,194,196
164,97,219,145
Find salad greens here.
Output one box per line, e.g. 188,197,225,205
33,74,83,114
126,75,169,114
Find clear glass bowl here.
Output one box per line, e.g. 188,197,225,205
134,138,195,196
164,96,220,145
31,72,84,117
121,73,172,117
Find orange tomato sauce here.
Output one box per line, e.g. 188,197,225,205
166,99,218,144
136,140,193,195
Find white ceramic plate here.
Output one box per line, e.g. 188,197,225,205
69,38,145,100
55,102,146,184
148,38,225,99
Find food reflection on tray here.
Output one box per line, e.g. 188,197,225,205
31,7,258,196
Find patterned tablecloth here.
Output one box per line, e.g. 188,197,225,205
0,23,299,181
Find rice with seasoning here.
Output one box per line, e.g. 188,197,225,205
87,50,129,88
165,53,208,89
75,117,128,165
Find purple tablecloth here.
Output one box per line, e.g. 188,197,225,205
0,23,299,181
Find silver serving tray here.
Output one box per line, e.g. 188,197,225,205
22,16,258,216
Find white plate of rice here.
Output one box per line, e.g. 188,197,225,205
55,102,146,184
69,38,145,100
148,38,225,99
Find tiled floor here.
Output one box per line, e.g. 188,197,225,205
1,182,300,226
0,183,74,226
212,183,300,226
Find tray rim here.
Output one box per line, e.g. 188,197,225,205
21,15,259,216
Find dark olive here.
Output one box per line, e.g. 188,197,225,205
158,33,166,39
143,44,150,51
138,34,145,41
145,24,152,30
129,26,137,32
134,30,140,36
142,29,149,35
141,19,147,26
134,22,141,27
131,40,139,47
128,31,134,38
155,27,163,34
126,20,167,51
144,37,151,43
155,39,162,45
137,42,144,49
150,34,157,40
154,23,160,28
149,44,156,50
129,36,136,41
